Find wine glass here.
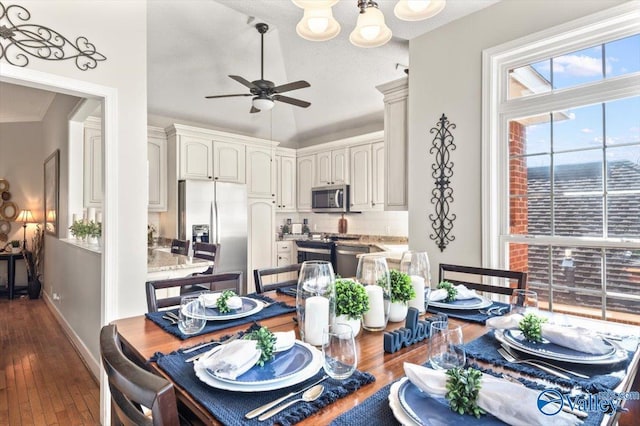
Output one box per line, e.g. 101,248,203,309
510,289,538,315
400,251,432,314
356,254,390,331
296,261,336,346
322,323,357,379
428,321,466,370
178,295,206,335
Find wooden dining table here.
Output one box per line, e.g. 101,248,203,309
112,291,640,425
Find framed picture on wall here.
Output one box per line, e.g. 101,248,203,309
44,149,60,236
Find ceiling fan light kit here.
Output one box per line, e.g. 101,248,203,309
252,96,275,111
292,0,446,47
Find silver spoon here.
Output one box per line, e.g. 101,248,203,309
257,385,324,421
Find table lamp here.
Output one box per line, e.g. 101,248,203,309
16,209,35,250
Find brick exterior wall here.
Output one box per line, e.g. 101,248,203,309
509,121,529,273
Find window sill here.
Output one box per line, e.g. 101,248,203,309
60,238,102,255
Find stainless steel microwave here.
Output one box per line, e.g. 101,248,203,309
312,184,350,213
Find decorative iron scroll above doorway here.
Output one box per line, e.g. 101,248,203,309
0,1,106,70
429,113,456,252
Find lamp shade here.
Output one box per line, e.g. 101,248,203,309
349,6,392,48
252,96,275,111
296,6,341,41
16,209,35,223
394,0,446,21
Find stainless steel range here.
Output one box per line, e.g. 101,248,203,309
296,240,335,271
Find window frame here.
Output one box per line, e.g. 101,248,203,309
482,3,640,316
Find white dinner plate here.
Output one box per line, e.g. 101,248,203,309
428,296,493,310
193,340,323,392
184,297,263,321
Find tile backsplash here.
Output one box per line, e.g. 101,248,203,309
276,211,408,237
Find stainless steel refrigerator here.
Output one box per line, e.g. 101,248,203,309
178,180,247,291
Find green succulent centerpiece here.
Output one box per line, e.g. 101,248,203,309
335,278,370,320
69,219,88,239
389,270,416,304
518,313,547,343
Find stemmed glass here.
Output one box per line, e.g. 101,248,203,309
510,289,538,315
296,261,336,346
400,251,432,314
428,321,466,370
356,254,391,331
178,295,206,335
322,323,357,379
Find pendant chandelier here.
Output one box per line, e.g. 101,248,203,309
292,0,446,48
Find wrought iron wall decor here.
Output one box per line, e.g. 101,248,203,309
0,1,106,70
429,113,456,252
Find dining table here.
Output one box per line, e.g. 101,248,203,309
112,291,640,426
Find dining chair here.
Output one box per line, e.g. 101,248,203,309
192,242,219,275
146,271,243,312
100,324,180,426
253,263,302,293
170,239,190,256
438,263,527,296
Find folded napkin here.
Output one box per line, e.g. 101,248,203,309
274,330,296,352
404,363,581,426
196,339,260,380
200,292,243,310
430,284,478,302
486,314,611,355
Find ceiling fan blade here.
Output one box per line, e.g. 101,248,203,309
272,80,310,94
205,93,252,99
229,75,258,89
273,95,311,108
250,106,260,114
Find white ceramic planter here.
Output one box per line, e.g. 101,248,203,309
389,301,408,322
334,314,361,337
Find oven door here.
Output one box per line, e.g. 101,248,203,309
297,246,333,263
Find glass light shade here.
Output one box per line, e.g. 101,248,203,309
252,97,275,111
292,0,339,9
394,0,446,21
349,7,392,48
296,7,341,41
16,209,35,223
296,261,336,346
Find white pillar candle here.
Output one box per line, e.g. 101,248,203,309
364,285,385,329
96,212,102,223
72,214,78,223
82,208,87,222
87,207,96,223
304,296,329,346
408,275,426,313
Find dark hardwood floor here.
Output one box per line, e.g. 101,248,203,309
0,297,100,425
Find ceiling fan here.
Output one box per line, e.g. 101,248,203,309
205,23,311,113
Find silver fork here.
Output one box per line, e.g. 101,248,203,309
500,344,590,379
497,347,572,379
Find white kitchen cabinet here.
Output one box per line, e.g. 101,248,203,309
372,141,385,209
214,141,245,183
83,117,102,207
276,241,297,282
377,78,408,211
316,148,348,186
148,127,167,211
179,135,213,180
247,198,275,293
349,144,372,211
246,146,273,198
275,154,296,212
297,154,315,212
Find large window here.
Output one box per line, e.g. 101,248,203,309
483,3,640,323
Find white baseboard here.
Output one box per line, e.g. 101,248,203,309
43,293,101,380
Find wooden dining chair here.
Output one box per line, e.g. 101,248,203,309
146,271,243,312
100,324,180,426
253,263,302,293
438,263,527,297
192,242,219,275
170,239,190,256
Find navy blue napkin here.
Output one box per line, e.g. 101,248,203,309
427,301,511,325
145,293,295,340
155,348,375,426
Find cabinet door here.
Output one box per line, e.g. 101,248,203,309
246,146,273,198
83,124,103,207
331,148,349,184
297,155,315,211
371,141,384,210
316,151,331,185
148,136,167,211
179,136,213,180
247,199,275,293
214,141,246,183
349,144,372,211
278,155,296,212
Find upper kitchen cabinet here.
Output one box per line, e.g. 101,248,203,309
275,149,296,212
377,78,408,211
148,126,167,211
296,154,315,212
246,146,274,198
83,117,102,207
372,141,385,208
179,135,213,180
214,141,245,183
349,139,384,212
316,148,348,186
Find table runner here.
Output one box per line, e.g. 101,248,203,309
427,301,510,325
145,293,295,340
462,330,633,393
155,347,375,426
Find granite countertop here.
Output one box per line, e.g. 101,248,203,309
147,249,213,273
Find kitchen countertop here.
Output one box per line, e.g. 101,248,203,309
147,248,213,273
278,233,408,253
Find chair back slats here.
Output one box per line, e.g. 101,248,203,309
146,272,243,312
438,264,527,296
254,264,302,293
100,325,179,426
192,242,219,275
170,239,190,256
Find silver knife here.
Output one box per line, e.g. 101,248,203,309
244,375,329,419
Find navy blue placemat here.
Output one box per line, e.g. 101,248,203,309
276,285,297,298
155,349,375,426
145,293,295,340
462,330,633,393
330,383,397,426
427,301,510,325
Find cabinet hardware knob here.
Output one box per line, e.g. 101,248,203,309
272,201,276,204
208,176,212,179
214,177,218,180
372,203,375,206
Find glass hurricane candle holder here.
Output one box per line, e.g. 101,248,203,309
296,261,336,346
356,254,391,331
400,251,432,314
